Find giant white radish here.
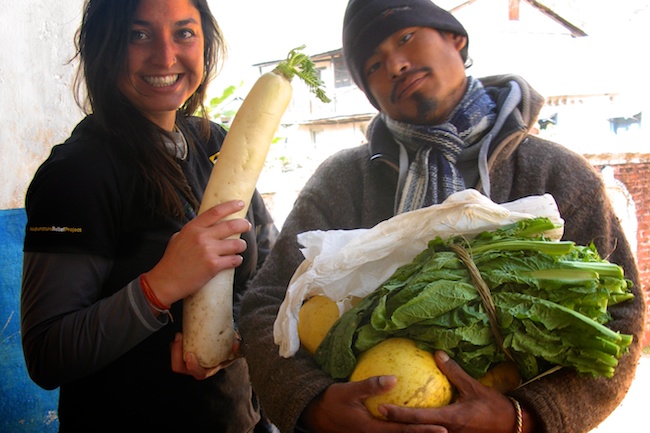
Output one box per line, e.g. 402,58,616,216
183,46,330,368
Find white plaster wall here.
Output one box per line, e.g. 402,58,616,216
0,1,85,210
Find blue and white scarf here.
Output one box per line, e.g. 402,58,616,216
385,77,496,213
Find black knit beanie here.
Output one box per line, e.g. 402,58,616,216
342,0,468,108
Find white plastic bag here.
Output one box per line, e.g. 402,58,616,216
274,189,563,357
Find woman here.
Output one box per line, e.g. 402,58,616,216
20,0,277,431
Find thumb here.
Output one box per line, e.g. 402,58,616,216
349,375,398,400
434,350,474,391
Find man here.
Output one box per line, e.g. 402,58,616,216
239,1,645,432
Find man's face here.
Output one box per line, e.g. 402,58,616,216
363,27,468,125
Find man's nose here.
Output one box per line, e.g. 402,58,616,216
387,54,410,80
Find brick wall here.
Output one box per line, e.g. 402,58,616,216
587,153,650,347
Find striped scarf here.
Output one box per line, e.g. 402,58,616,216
386,77,496,213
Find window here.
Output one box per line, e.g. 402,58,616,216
333,54,352,88
316,67,325,82
311,129,321,144
537,113,557,130
609,112,642,134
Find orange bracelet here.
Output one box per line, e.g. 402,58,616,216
140,273,173,322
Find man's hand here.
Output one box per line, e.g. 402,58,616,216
381,351,520,433
301,376,448,433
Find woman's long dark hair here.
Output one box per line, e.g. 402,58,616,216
72,0,226,219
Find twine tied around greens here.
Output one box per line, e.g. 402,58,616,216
448,243,516,364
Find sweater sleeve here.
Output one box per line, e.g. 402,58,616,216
239,193,338,433
512,194,644,433
240,141,409,431
20,252,165,390
239,147,384,432
498,138,645,433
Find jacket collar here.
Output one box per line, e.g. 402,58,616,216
368,114,400,170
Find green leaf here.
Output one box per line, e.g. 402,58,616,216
273,45,331,103
312,217,634,381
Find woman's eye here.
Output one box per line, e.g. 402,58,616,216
130,30,148,42
177,29,196,40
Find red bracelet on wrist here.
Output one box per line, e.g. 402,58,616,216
140,273,173,322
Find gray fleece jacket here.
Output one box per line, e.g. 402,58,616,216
239,75,645,433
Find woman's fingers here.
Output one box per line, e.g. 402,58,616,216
188,200,252,244
196,199,246,225
144,201,253,304
170,333,226,380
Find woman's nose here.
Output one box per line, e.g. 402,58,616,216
152,37,177,68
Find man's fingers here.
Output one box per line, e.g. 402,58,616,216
434,351,467,384
347,375,398,400
434,350,486,398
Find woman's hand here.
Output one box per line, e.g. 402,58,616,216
300,377,447,433
145,200,252,307
380,351,522,433
170,332,242,379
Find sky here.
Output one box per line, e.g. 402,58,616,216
207,0,649,99
206,0,350,93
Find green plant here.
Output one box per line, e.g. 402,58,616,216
204,81,245,128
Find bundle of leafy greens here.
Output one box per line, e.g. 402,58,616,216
314,217,633,381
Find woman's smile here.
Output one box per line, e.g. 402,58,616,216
142,74,182,88
117,0,205,130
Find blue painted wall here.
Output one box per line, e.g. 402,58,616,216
1,209,59,431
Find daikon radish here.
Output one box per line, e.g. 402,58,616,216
183,46,330,368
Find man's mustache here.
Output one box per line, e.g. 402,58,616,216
390,67,433,103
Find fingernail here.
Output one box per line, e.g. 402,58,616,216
378,375,396,387
174,332,182,342
438,351,450,362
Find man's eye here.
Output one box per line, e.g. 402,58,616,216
400,32,413,45
367,62,380,76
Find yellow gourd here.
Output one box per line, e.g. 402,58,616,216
349,338,453,418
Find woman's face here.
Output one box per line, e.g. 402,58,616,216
117,0,205,130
